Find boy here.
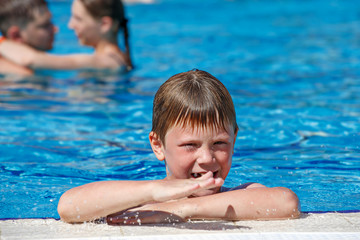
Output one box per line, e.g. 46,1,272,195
58,69,300,224
0,0,56,75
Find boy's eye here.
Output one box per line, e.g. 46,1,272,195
185,143,196,147
214,141,226,145
182,143,197,149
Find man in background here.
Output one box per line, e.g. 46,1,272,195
0,0,56,75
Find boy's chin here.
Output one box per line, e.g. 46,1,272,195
191,187,220,197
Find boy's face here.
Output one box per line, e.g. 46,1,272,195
150,123,237,197
20,8,55,51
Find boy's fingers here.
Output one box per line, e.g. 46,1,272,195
154,175,223,202
194,176,224,191
215,178,224,186
197,171,213,180
197,177,217,189
187,182,201,192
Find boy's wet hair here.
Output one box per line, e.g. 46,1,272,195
0,0,48,36
152,69,238,144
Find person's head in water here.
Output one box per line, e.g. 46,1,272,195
0,0,56,51
68,0,131,67
150,69,238,196
152,69,238,143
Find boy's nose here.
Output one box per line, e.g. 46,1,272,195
197,146,215,165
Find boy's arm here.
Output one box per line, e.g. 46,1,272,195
188,186,300,220
107,186,300,224
57,172,223,223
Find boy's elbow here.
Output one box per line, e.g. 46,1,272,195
278,187,301,219
57,193,78,223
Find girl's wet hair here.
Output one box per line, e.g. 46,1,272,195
79,0,126,26
80,0,132,69
152,69,238,144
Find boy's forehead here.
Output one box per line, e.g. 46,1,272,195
168,122,233,135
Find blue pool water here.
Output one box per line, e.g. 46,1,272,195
1,0,360,219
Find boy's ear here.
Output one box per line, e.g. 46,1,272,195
149,131,165,161
6,26,23,42
232,130,238,154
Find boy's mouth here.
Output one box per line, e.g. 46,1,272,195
191,171,218,179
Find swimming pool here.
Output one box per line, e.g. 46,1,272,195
1,0,359,219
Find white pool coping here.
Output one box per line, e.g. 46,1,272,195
1,212,359,240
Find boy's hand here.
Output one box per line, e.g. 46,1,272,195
105,172,223,225
151,171,224,202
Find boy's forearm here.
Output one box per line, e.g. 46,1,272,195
162,187,300,221
58,175,219,222
57,181,156,223
57,176,220,223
